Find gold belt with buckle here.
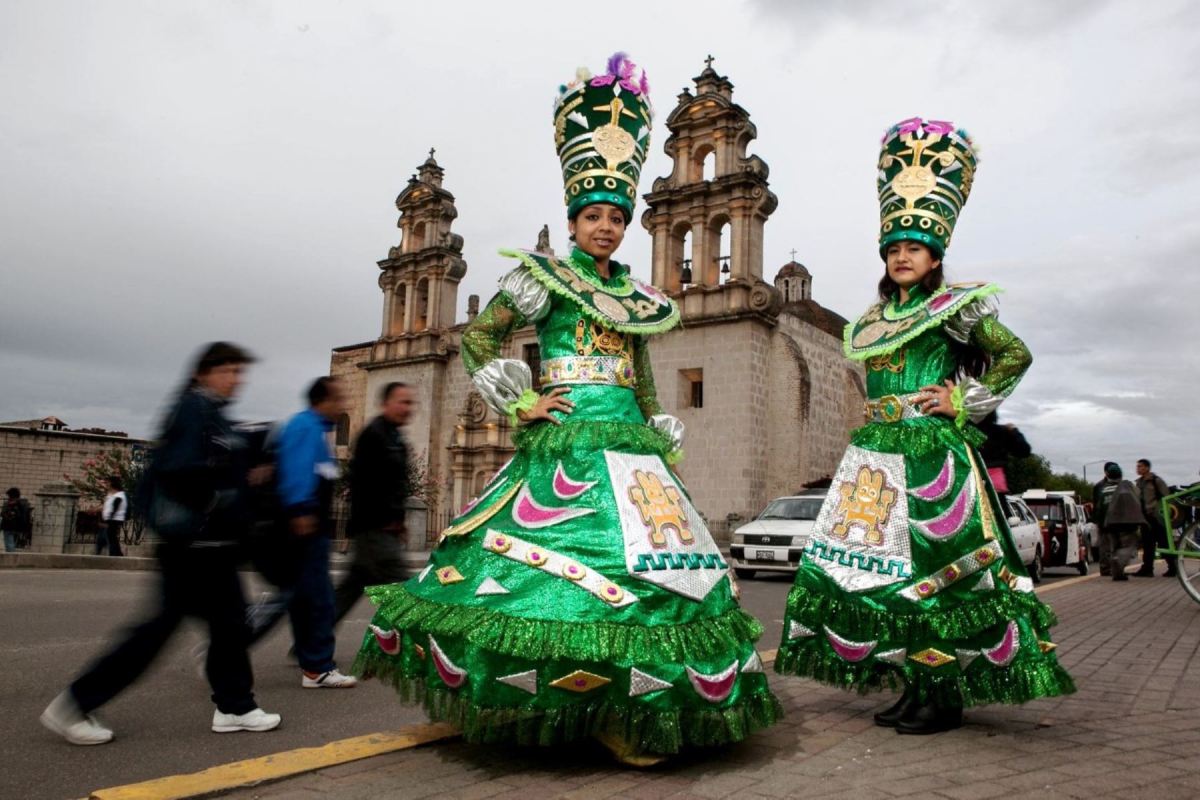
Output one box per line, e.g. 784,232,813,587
863,392,926,423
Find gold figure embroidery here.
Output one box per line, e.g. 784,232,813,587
831,466,898,546
867,348,906,373
628,470,694,549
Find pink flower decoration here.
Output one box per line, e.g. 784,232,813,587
923,120,955,135
896,117,924,134
590,75,616,88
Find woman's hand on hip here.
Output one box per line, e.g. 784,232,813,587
517,387,574,425
918,379,958,418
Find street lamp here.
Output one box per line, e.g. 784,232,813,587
1082,460,1107,484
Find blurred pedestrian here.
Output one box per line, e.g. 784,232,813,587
335,381,415,624
248,377,357,689
976,411,1031,493
1134,458,1177,577
1093,462,1145,582
94,476,127,557
2,487,32,553
39,342,280,745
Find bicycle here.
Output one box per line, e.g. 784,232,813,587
1161,484,1200,604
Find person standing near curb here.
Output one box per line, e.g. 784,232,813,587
2,488,32,553
95,476,127,557
39,342,280,745
334,382,415,624
1094,462,1145,582
1135,458,1177,578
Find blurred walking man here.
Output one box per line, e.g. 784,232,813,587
335,382,415,623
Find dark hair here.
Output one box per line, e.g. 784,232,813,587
1105,462,1122,479
876,248,989,378
5,487,18,499
1138,458,1151,468
380,381,409,403
307,376,339,407
568,202,631,225
193,341,254,376
107,475,123,490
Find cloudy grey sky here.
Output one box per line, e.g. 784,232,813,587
2,0,1196,484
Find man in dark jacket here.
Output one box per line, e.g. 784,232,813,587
2,487,32,552
41,342,281,744
1093,462,1145,582
1134,458,1177,577
334,382,415,623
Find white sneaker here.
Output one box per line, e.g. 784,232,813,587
40,691,114,745
212,707,282,733
302,669,358,689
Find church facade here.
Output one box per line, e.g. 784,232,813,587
330,63,865,543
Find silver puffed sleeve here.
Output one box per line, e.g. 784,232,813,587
648,413,685,452
955,377,1004,423
942,296,998,344
497,267,551,323
471,358,533,417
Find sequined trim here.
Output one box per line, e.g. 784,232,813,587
440,481,523,541
685,660,739,702
898,541,1003,602
540,355,636,388
805,540,912,579
908,452,955,502
481,529,639,608
910,477,976,541
982,621,1020,667
824,626,878,662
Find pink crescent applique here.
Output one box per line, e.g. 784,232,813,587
909,452,955,502
428,636,468,688
982,621,1020,667
552,461,596,501
911,478,976,541
369,625,400,656
512,484,595,529
685,660,739,703
824,626,878,663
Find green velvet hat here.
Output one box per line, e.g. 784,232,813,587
553,53,653,221
877,117,979,259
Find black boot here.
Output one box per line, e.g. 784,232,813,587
895,699,963,735
873,688,917,728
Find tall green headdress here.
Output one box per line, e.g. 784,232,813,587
553,52,653,222
877,117,979,259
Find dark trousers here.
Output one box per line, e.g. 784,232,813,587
94,521,124,556
334,528,410,623
1142,517,1177,572
248,534,336,674
70,542,256,715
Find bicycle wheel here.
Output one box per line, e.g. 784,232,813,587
1175,522,1200,605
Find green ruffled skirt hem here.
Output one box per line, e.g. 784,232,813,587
353,649,783,753
772,642,1076,708
365,585,765,663
781,580,1059,643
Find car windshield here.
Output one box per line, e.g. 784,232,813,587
1027,501,1063,522
759,498,823,521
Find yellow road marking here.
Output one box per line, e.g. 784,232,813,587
87,722,458,800
1036,573,1097,594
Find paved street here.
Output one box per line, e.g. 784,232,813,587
6,565,1198,800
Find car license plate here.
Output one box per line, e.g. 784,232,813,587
755,550,776,561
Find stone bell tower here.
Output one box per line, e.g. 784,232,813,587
372,149,467,365
641,57,780,323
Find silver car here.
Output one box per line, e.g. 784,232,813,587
729,491,827,578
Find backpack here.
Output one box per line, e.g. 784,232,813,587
2,499,30,532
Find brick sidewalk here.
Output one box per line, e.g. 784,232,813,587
220,574,1200,800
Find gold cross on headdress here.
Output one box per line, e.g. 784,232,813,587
592,97,638,127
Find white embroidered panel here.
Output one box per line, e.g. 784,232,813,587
604,450,726,602
806,445,913,593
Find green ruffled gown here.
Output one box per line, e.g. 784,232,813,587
775,282,1075,707
354,247,781,754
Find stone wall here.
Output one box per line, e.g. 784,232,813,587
0,427,147,506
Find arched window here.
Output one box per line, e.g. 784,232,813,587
717,221,732,284
701,150,716,182
390,284,407,335
335,414,351,446
414,278,430,331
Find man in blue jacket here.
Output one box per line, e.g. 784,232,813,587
274,376,356,688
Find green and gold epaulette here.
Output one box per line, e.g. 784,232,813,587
844,282,1001,360
499,249,680,335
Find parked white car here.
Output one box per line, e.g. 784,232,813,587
730,491,827,578
1001,494,1045,583
1022,489,1091,576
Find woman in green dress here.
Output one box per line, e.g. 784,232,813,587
774,117,1074,734
354,53,781,764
